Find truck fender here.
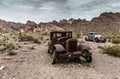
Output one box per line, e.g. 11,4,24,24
78,43,91,51
54,44,66,53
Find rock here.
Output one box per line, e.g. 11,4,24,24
0,66,5,70
7,50,17,56
0,46,6,52
0,19,25,32
1,56,11,60
104,54,108,56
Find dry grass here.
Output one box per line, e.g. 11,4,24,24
19,32,41,44
105,34,120,44
112,38,120,44
0,35,16,55
100,45,120,57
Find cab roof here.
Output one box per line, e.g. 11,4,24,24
51,31,72,33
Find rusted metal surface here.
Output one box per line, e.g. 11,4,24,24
54,44,66,53
58,51,91,58
66,38,78,52
78,43,91,51
58,52,81,58
48,31,92,64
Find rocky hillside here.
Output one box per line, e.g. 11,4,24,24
0,19,38,32
48,12,120,34
0,19,64,33
0,12,120,34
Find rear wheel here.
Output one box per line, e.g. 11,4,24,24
85,56,92,63
94,38,99,42
102,38,106,43
52,49,58,65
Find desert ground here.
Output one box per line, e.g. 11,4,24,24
0,35,120,79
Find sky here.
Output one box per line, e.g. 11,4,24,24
0,0,120,23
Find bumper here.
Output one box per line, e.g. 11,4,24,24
58,52,92,58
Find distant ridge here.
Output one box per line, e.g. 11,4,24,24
47,12,120,34
0,12,120,34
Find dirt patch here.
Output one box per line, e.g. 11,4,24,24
0,40,120,79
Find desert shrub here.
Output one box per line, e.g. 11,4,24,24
4,41,15,50
39,35,43,40
75,32,85,38
76,32,80,38
6,50,16,56
0,36,8,45
0,36,16,55
101,45,120,57
32,38,41,44
105,34,120,43
112,38,120,44
19,33,33,41
28,45,35,50
42,32,48,35
105,34,113,39
19,32,41,44
111,34,120,38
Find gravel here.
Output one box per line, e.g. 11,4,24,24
0,41,120,79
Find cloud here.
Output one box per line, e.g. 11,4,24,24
0,0,120,23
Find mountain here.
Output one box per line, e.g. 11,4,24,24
0,12,120,34
0,19,38,32
48,12,120,34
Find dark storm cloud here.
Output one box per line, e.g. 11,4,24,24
0,0,120,23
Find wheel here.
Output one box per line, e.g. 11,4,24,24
102,38,106,43
47,49,50,53
82,50,92,63
94,38,99,42
85,37,88,41
48,46,53,54
47,48,52,53
74,57,80,63
52,49,58,65
85,56,92,63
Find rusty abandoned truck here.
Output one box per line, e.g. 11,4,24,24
48,31,92,64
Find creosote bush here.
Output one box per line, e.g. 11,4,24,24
100,45,120,57
112,38,120,44
76,32,81,38
19,32,41,44
42,32,48,35
105,34,120,44
75,32,85,38
0,35,16,55
105,34,113,40
28,45,35,50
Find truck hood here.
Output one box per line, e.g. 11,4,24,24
94,35,102,38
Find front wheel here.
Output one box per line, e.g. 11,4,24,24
82,50,92,63
94,38,99,42
47,48,52,53
75,57,81,63
52,49,58,65
85,56,92,63
85,37,88,41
